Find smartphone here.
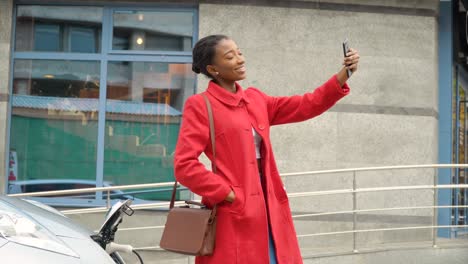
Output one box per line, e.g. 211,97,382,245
342,38,352,78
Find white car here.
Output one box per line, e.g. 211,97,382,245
0,196,139,263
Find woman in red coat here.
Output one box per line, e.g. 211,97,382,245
174,35,359,264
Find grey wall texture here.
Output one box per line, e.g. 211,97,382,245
198,2,438,171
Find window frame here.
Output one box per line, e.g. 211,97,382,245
7,2,198,207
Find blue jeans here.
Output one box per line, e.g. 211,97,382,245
259,161,277,263
268,226,278,264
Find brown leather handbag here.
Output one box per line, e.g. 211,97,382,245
159,93,218,256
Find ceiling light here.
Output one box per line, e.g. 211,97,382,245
136,37,143,45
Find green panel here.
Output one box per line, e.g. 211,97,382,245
10,115,181,201
104,119,180,200
10,115,98,181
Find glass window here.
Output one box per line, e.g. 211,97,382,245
453,72,468,226
15,6,102,53
112,10,193,52
70,27,98,53
104,61,194,200
34,24,61,52
9,59,100,194
9,5,196,205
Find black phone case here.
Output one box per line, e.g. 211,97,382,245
342,40,352,78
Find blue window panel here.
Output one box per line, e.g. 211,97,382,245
438,0,453,238
34,24,60,52
70,27,98,53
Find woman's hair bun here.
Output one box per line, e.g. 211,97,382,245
192,65,201,74
192,35,229,78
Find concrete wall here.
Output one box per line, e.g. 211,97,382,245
198,1,438,170
198,0,440,255
0,0,13,195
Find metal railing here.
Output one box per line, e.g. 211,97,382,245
7,164,468,257
8,182,182,210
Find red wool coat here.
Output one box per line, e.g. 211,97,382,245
174,75,350,264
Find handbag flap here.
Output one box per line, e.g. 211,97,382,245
160,207,213,254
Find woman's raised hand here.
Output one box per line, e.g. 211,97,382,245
343,48,360,73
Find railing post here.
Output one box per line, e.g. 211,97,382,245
107,190,111,209
433,167,438,248
353,170,358,253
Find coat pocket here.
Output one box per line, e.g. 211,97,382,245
229,186,246,215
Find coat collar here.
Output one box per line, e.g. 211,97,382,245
206,81,250,106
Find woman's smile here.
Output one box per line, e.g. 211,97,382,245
235,65,246,74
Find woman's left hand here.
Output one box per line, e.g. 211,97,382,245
343,48,360,73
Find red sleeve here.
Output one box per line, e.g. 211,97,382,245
173,95,232,204
259,75,350,126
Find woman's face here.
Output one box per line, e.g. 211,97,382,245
208,38,246,81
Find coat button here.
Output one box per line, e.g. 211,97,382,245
258,124,265,130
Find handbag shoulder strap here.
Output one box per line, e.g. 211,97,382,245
169,93,216,209
201,93,217,173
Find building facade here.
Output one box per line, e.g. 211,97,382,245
3,0,467,253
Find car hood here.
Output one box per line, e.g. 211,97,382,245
0,236,118,264
0,196,94,239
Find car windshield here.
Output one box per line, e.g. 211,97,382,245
0,200,78,257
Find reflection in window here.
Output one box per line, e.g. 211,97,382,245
10,5,196,203
70,27,98,53
107,62,193,111
453,81,467,225
15,5,102,53
112,10,193,52
34,24,60,52
9,59,100,189
104,62,194,200
13,60,100,98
